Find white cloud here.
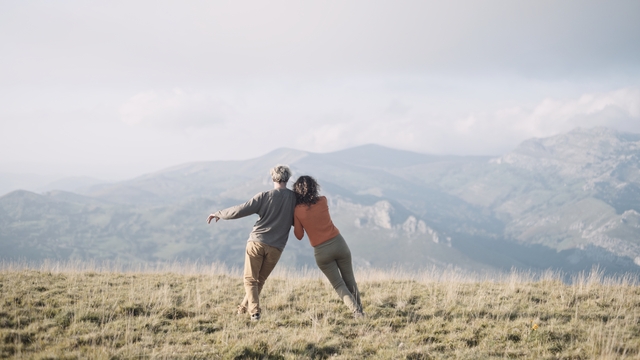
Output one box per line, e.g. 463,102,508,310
508,87,640,136
287,87,640,157
2,2,640,178
431,87,640,155
522,87,640,135
119,89,235,129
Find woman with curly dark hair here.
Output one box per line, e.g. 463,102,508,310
293,175,364,317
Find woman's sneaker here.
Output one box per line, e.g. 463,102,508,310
250,313,261,321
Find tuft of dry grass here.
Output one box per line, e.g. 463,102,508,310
0,262,639,359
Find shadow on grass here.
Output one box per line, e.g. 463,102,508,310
289,343,339,359
233,347,285,360
233,341,285,360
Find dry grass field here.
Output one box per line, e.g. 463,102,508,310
1,262,639,359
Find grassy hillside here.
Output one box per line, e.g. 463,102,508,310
1,264,638,359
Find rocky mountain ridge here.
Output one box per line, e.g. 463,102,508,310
1,127,639,274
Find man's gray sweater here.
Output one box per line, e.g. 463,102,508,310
214,188,296,250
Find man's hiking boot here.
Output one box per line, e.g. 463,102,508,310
250,313,261,321
237,305,247,315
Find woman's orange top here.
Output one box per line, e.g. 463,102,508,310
294,196,340,247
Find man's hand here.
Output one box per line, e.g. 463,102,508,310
207,214,220,224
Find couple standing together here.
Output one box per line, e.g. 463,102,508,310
206,165,364,321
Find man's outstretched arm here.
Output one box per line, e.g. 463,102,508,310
206,193,264,224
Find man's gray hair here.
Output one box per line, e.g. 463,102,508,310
270,165,292,183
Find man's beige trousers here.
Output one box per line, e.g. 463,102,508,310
241,241,283,315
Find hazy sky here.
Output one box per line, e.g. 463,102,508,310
1,0,640,179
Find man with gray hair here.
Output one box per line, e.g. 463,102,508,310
207,165,296,321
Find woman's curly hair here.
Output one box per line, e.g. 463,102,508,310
293,175,320,206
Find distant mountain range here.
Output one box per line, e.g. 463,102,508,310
2,127,639,275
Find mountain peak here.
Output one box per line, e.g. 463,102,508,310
257,148,310,166
262,147,309,158
509,126,639,158
322,144,440,168
0,189,43,201
496,127,640,183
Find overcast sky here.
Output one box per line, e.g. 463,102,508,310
1,0,640,180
